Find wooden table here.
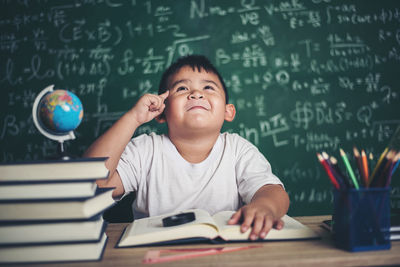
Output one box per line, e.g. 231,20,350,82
27,216,400,266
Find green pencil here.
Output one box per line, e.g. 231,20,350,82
340,148,360,189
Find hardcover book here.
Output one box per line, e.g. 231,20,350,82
0,187,115,222
0,157,109,182
0,216,106,245
0,181,97,200
0,233,108,264
117,209,319,247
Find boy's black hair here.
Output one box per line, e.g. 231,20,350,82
158,55,229,104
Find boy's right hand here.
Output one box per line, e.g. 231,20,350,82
129,91,169,125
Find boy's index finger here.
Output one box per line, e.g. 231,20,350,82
159,90,169,100
228,210,242,225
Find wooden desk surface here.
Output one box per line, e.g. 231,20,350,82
26,215,400,266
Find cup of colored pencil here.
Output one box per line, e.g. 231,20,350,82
317,147,399,252
317,147,400,190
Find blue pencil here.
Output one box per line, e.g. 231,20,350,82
385,152,400,187
391,154,400,176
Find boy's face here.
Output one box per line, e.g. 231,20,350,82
160,66,235,137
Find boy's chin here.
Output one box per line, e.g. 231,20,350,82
180,124,224,136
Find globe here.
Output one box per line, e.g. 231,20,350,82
32,85,84,160
38,90,83,133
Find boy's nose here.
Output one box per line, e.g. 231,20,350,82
189,90,204,99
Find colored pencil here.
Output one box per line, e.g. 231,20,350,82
317,153,340,190
353,147,366,187
322,152,346,189
369,147,388,186
339,148,359,189
392,153,400,177
371,150,395,187
379,150,396,187
361,149,369,185
369,152,374,160
330,156,351,188
386,152,400,187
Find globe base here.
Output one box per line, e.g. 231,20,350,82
47,142,76,161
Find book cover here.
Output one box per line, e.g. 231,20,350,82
0,232,108,264
0,215,106,245
0,157,109,182
0,181,97,200
0,187,115,222
117,209,319,247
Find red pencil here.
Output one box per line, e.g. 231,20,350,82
317,153,340,189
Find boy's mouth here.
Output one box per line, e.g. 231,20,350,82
185,100,211,111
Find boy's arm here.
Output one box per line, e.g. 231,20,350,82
83,91,169,198
228,184,289,240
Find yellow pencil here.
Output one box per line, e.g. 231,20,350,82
369,147,388,186
373,150,396,187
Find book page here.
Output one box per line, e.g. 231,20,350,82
138,209,219,234
264,215,319,240
212,211,251,240
118,209,220,247
212,212,319,241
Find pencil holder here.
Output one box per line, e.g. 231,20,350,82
332,187,391,252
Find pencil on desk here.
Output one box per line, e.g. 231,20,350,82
317,153,340,190
339,148,359,189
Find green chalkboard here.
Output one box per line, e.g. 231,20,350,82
1,0,400,216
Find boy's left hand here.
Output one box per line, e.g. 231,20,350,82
228,203,284,240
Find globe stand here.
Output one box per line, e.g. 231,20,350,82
32,85,81,161
52,141,74,161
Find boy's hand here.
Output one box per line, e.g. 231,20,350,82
228,203,284,240
129,91,169,125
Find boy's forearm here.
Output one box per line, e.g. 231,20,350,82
251,184,290,218
83,111,141,175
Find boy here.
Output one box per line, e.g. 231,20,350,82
84,55,289,240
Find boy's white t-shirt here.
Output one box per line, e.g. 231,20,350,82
117,132,283,219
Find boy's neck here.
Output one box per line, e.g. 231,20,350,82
168,131,220,164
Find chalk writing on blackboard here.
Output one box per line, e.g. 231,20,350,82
1,0,399,216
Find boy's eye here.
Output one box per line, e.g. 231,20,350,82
204,85,214,90
176,86,187,92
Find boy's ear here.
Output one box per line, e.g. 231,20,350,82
155,113,166,123
224,104,236,122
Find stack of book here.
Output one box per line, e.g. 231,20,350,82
0,157,115,264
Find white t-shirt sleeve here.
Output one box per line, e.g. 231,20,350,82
116,134,154,194
233,134,284,204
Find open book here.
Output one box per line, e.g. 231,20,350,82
117,209,319,247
